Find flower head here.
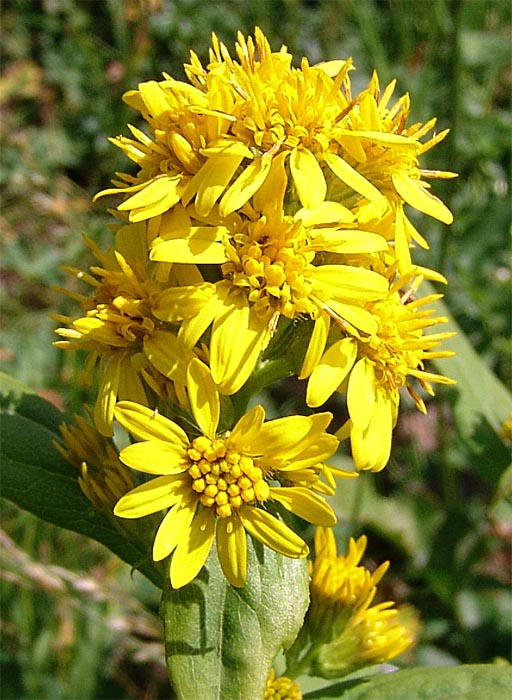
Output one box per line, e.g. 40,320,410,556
113,358,340,588
304,279,456,470
296,527,416,679
308,528,389,643
55,411,137,510
151,156,389,393
53,222,202,434
316,601,416,677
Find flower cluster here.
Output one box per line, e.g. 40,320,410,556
54,28,455,590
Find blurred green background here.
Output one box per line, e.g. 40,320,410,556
1,1,510,698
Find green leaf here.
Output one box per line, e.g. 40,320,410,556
304,664,512,700
161,538,309,700
0,393,164,588
424,282,512,439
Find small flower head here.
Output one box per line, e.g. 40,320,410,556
316,601,416,677
55,411,137,510
113,359,340,589
305,279,456,471
308,528,389,643
264,669,302,700
52,222,200,434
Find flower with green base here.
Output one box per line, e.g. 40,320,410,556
113,358,340,588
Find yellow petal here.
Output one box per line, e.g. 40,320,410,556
238,506,309,558
95,354,122,436
351,390,394,471
219,155,273,217
114,401,189,445
143,330,194,384
153,498,197,561
324,152,386,206
311,265,389,301
216,515,247,588
347,358,376,430
150,227,229,264
290,147,327,208
183,154,244,217
394,205,413,275
309,228,388,254
170,507,216,588
178,287,225,347
300,312,330,380
210,297,268,395
276,434,339,471
307,337,357,407
138,80,171,116
187,358,220,439
325,300,379,334
253,151,288,215
392,171,453,224
118,175,182,221
152,284,215,322
253,415,315,455
270,487,336,527
119,441,187,475
113,475,186,519
228,405,266,447
296,200,355,226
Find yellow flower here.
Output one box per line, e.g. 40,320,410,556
316,600,416,676
52,222,202,434
113,358,339,589
96,27,453,260
286,526,415,679
304,280,456,471
264,669,302,700
308,528,389,643
54,411,137,510
150,156,389,393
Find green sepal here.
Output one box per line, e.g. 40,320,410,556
161,537,309,700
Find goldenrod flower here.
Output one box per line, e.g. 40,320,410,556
53,222,202,434
113,358,339,588
304,281,456,471
316,601,415,676
55,411,137,510
96,28,453,264
150,156,389,393
308,528,388,643
288,527,415,679
264,669,302,700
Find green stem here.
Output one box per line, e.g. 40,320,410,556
231,358,294,418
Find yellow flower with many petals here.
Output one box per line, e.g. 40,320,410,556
316,600,415,677
150,156,389,393
285,526,415,679
303,280,456,470
52,222,205,434
113,358,340,589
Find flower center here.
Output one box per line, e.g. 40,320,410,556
186,435,270,517
359,299,421,391
222,215,317,318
